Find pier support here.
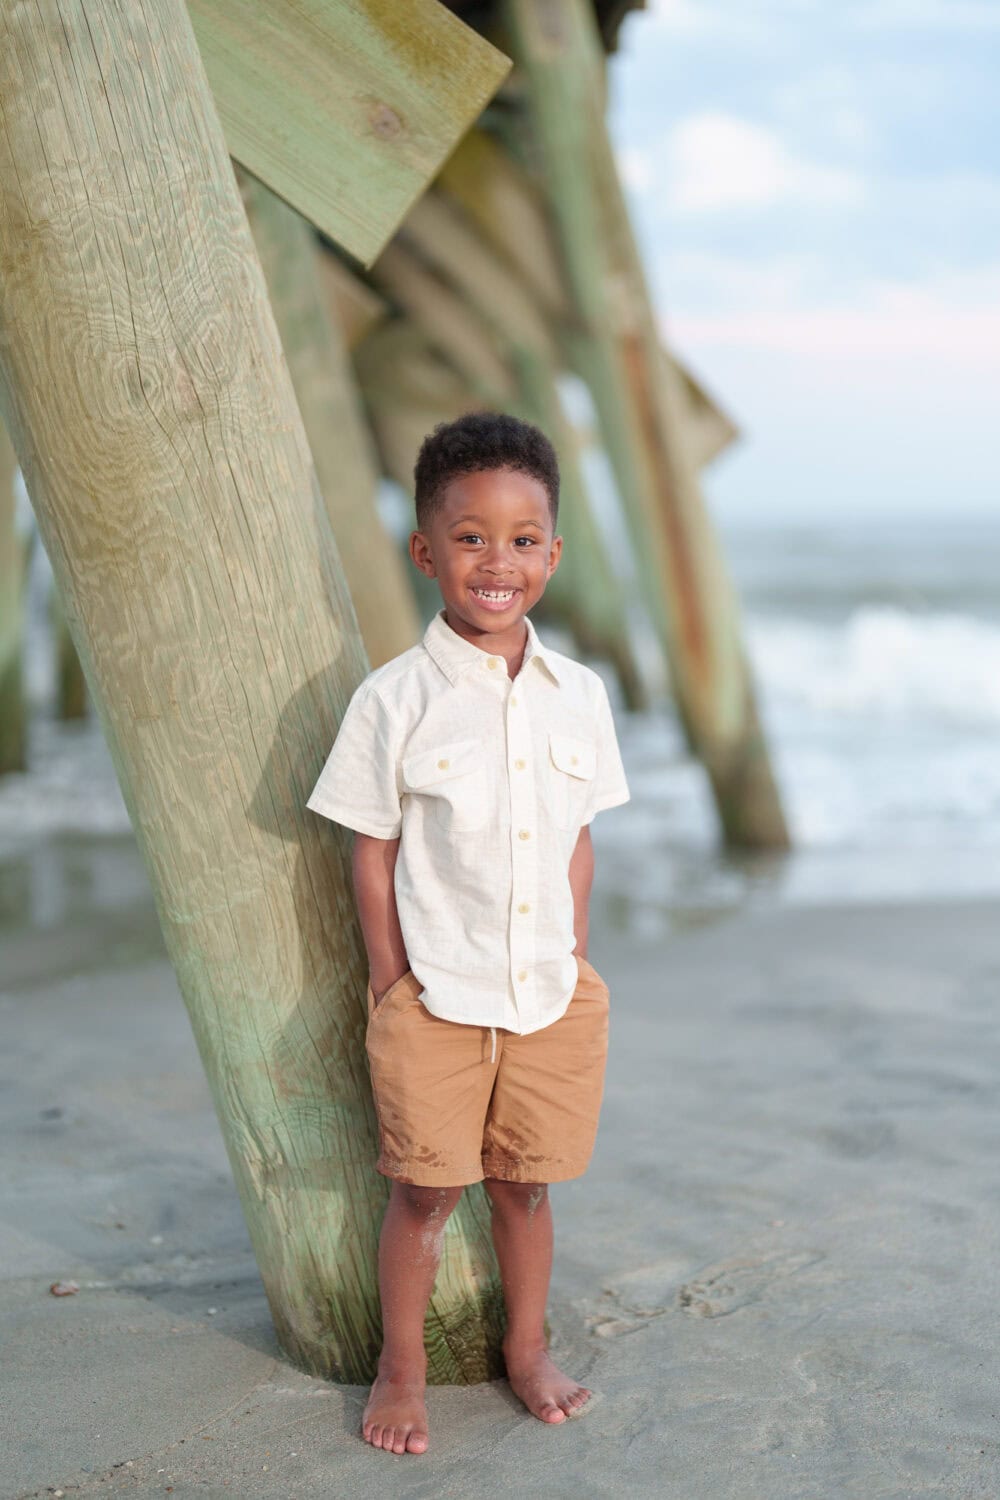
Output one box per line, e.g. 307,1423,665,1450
0,0,503,1382
506,0,789,847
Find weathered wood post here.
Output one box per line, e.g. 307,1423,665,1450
0,418,28,771
0,0,506,1382
505,0,789,848
238,171,421,668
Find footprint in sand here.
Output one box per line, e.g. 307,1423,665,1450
678,1250,824,1318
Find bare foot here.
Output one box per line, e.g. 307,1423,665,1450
361,1364,429,1454
504,1344,593,1424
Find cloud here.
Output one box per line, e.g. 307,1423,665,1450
617,146,655,194
647,0,1000,29
661,262,1000,367
772,67,873,151
646,0,709,29
853,0,1000,29
664,113,866,215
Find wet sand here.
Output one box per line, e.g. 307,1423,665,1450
4,848,1000,1498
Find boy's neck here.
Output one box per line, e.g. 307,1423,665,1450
441,606,529,678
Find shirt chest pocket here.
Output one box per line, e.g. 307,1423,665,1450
401,737,490,833
547,731,597,829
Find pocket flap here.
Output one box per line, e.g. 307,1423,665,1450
402,737,482,791
549,732,596,779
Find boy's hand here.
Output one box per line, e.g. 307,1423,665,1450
371,968,410,1007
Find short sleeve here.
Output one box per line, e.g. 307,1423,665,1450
306,680,402,839
582,677,630,825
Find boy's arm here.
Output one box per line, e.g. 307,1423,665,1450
568,824,594,960
352,832,409,1002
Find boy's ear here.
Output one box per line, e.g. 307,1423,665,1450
409,528,436,578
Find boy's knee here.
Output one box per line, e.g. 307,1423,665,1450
392,1181,464,1217
483,1178,548,1211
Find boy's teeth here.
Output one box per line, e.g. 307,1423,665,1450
473,587,515,600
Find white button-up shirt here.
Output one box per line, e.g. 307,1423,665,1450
306,608,630,1034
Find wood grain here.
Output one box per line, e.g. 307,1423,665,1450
0,0,502,1382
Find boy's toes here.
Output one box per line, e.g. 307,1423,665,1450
406,1428,429,1453
563,1386,591,1413
538,1399,567,1423
380,1425,397,1451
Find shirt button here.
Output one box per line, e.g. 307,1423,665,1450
517,969,527,982
517,902,530,914
510,695,518,706
518,828,531,840
514,758,526,770
437,758,449,769
487,657,499,669
570,754,579,765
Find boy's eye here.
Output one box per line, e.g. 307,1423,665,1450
456,534,537,546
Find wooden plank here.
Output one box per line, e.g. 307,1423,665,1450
370,241,516,400
402,190,560,362
188,0,512,266
436,128,571,320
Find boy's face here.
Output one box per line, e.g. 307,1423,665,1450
410,467,562,649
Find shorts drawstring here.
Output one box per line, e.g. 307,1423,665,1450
489,1025,496,1065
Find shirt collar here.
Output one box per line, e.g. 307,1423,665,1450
422,607,561,687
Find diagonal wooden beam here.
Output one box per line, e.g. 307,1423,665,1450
505,0,788,848
435,128,740,468
187,0,511,266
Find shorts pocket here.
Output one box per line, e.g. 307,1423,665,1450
576,953,610,997
401,737,489,832
367,968,414,1025
548,731,596,829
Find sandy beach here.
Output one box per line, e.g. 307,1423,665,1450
4,833,999,1499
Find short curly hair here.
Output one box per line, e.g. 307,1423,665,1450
413,411,560,533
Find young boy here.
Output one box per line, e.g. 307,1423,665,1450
306,412,630,1455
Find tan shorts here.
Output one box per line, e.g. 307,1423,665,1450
364,955,611,1187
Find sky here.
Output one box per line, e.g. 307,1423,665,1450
607,0,1000,524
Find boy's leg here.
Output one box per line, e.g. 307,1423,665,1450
479,955,611,1423
362,967,500,1452
484,1178,593,1423
364,1180,465,1454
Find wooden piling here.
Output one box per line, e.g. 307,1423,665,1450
504,0,789,848
0,0,503,1382
239,171,421,668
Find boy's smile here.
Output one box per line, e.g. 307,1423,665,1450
410,468,562,661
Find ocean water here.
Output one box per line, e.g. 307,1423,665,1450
3,516,997,937
593,517,1000,934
